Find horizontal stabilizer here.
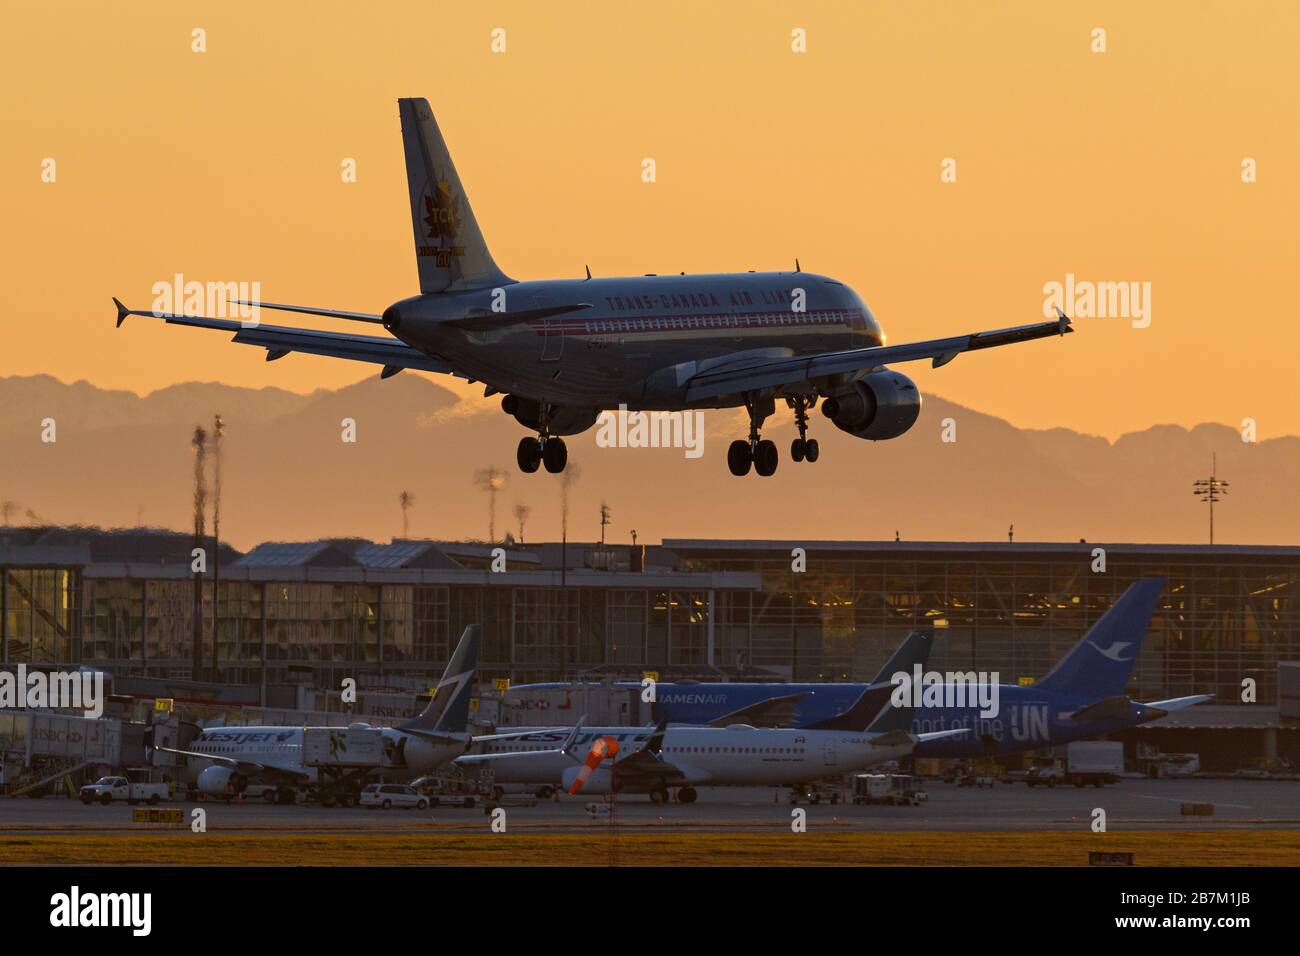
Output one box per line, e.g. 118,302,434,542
112,299,455,376
231,300,383,324
1063,695,1132,723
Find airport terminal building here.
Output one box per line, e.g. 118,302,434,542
2,528,1298,711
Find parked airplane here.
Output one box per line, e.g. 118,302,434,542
509,578,1211,758
457,629,961,803
114,97,1073,477
157,624,483,804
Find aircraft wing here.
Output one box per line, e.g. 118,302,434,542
1140,694,1214,716
606,747,681,784
683,312,1071,402
605,717,682,784
456,721,588,763
914,728,971,744
154,745,310,783
113,299,456,376
705,691,812,728
867,727,970,748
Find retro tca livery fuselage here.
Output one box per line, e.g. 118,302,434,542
116,97,1072,477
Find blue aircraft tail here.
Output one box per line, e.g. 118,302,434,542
400,624,480,735
803,629,934,732
1032,578,1164,699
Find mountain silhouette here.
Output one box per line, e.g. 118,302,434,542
0,373,1292,548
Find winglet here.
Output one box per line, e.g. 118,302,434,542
1055,306,1071,335
560,716,587,761
643,715,670,755
113,297,130,328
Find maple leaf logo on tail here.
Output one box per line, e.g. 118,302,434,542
424,178,461,241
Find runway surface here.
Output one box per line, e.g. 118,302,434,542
4,778,1298,835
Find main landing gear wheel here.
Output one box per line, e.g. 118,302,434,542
542,436,568,473
728,393,778,477
517,436,542,473
677,786,698,804
649,787,669,805
727,439,752,476
791,438,819,462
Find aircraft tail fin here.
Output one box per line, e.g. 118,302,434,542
397,98,510,293
802,629,934,732
1033,578,1165,699
400,624,480,735
869,628,936,685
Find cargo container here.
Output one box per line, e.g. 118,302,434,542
301,727,385,768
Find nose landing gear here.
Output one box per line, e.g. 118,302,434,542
516,401,569,474
788,396,819,464
517,435,567,474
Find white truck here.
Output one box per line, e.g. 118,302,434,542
852,773,925,806
1065,741,1124,787
79,775,168,806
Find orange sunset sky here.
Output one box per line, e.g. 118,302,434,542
3,1,1299,440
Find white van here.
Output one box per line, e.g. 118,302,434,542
359,783,428,810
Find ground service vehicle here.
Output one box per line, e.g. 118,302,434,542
853,773,924,805
79,776,168,806
410,773,485,807
1065,741,1123,787
359,783,428,810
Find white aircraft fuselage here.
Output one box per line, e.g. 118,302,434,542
464,723,917,794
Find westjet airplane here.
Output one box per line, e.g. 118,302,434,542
457,629,962,803
157,625,482,804
115,97,1072,477
511,578,1212,758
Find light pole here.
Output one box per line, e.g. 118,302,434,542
1193,454,1229,544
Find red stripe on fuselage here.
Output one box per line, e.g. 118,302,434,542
528,308,870,336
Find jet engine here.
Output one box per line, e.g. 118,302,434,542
196,765,243,797
500,395,600,437
820,370,921,440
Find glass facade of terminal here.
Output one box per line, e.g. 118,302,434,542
3,543,1298,703
1,568,79,664
672,545,1300,704
2,573,746,687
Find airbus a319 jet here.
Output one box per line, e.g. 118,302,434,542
116,98,1073,477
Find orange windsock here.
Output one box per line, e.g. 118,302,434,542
567,736,619,795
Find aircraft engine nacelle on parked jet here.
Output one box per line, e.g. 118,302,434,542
197,765,241,796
